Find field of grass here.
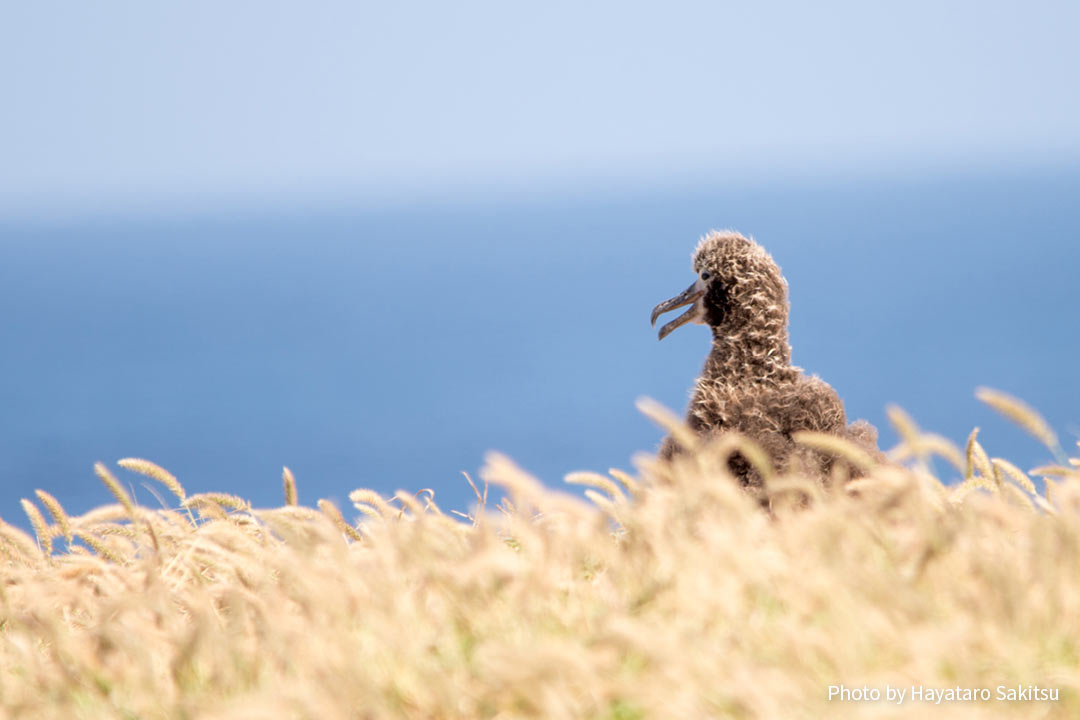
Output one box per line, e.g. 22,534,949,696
2,390,1079,719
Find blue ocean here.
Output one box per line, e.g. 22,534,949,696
2,167,1078,521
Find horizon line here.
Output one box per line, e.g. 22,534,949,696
3,153,1078,229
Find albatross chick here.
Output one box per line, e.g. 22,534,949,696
651,230,881,487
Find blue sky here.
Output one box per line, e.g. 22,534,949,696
2,1,1078,216
1,4,1078,518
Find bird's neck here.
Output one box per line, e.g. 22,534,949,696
704,319,793,386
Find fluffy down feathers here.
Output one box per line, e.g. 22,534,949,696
654,230,882,486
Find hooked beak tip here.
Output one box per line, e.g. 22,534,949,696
650,281,705,340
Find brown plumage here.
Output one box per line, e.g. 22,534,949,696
651,230,882,486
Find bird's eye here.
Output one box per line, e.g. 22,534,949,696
700,271,712,281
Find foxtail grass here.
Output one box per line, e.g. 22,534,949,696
0,389,1077,719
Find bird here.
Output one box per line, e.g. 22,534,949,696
650,230,882,488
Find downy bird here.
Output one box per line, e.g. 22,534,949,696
651,230,881,486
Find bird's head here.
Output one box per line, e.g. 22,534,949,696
651,230,788,341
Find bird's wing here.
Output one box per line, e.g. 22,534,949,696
757,375,847,436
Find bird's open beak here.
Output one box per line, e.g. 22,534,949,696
650,280,705,341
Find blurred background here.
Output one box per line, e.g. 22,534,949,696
2,2,1078,518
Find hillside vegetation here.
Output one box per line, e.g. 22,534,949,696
1,390,1078,719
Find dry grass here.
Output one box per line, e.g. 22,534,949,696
2,391,1079,719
